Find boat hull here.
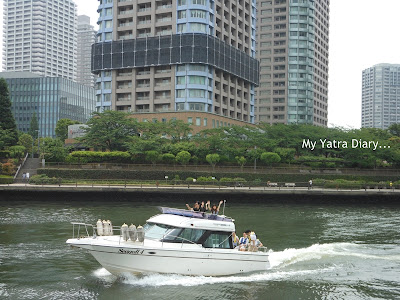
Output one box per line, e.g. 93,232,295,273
67,238,270,276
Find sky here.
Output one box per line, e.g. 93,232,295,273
1,0,400,129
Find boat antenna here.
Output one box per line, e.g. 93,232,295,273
222,199,226,215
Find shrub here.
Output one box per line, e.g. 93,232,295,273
29,174,60,185
162,153,175,164
233,177,246,182
0,175,13,184
145,150,161,165
219,177,234,182
2,159,16,176
66,151,132,164
176,151,191,165
197,176,218,182
0,150,10,158
260,152,281,165
186,177,194,182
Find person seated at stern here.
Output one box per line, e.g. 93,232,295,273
239,232,249,251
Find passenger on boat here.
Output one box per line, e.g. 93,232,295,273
255,239,263,248
232,232,240,248
239,232,249,251
245,230,258,252
206,200,224,215
186,201,206,212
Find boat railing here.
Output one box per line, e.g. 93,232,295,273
71,222,126,241
256,246,269,253
239,244,268,253
70,222,96,239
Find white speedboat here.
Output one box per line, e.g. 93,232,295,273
66,207,270,276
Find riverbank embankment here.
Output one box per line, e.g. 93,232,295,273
1,184,400,203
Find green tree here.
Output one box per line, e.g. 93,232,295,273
28,112,39,138
41,137,68,162
9,145,26,159
275,147,296,163
0,129,16,150
0,78,18,146
388,123,400,137
235,156,247,171
145,150,161,166
206,153,220,171
55,118,81,141
260,152,281,165
18,133,33,154
166,119,193,142
81,111,139,151
176,150,191,166
162,153,175,164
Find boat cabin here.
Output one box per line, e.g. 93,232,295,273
144,207,236,249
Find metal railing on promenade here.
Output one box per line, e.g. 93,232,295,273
41,162,400,176
16,178,400,192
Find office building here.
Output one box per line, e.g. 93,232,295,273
93,0,259,126
2,0,77,81
77,15,97,88
256,0,329,126
1,72,95,137
362,64,400,129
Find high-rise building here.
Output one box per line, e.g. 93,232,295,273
77,15,97,88
93,0,259,128
362,63,400,129
1,72,95,137
256,0,329,126
2,0,77,81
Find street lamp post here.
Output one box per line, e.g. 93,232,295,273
254,146,257,171
36,130,40,158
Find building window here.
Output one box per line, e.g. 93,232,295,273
203,118,207,126
190,10,207,19
188,89,206,98
176,89,186,98
104,20,112,28
178,11,187,19
177,24,187,33
188,117,193,124
176,76,186,85
192,0,206,5
189,75,206,85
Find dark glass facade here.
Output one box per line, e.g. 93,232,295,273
92,33,260,86
3,75,95,137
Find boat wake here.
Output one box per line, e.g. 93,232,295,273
92,242,399,287
93,267,333,287
269,242,400,268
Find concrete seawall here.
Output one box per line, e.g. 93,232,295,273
1,184,400,203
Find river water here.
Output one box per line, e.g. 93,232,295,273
0,194,400,299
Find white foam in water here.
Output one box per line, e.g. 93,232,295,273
118,267,335,287
93,268,112,277
268,242,400,268
93,268,116,283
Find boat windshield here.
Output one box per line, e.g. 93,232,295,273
143,223,180,240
